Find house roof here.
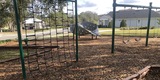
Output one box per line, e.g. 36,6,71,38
99,15,112,20
98,14,107,18
107,9,160,18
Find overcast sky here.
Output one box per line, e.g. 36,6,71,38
77,0,160,15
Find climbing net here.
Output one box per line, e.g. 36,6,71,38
23,0,76,77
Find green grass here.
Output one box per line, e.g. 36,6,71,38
0,39,12,44
0,49,19,60
99,28,160,37
0,49,28,61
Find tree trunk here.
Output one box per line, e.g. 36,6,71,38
20,22,23,33
7,21,14,32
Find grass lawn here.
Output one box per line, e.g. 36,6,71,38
99,28,160,37
0,49,28,61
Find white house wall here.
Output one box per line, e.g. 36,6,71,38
150,17,159,27
115,17,160,27
98,15,112,26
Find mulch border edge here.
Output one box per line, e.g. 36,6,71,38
123,65,160,80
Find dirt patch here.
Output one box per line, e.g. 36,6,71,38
0,35,160,80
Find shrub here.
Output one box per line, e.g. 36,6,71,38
98,25,107,28
0,39,12,44
108,21,112,28
120,20,127,27
139,26,154,29
98,25,102,28
139,26,147,29
151,26,155,29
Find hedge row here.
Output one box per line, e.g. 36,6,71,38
120,26,155,30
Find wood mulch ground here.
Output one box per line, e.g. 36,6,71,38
0,35,160,80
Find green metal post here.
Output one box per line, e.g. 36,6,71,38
145,2,152,47
111,0,116,53
75,0,79,62
13,0,26,79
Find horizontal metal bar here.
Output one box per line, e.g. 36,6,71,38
152,6,160,9
116,3,150,8
0,46,59,49
116,3,160,9
66,0,75,2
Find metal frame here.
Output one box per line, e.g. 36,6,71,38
112,0,160,53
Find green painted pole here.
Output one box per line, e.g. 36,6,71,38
145,2,152,47
75,0,79,62
13,0,26,79
111,0,116,53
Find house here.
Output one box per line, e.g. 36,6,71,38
99,9,160,27
98,14,112,26
24,18,44,29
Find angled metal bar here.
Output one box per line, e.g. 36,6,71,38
146,3,152,46
13,0,26,79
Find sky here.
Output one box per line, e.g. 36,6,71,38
77,0,160,15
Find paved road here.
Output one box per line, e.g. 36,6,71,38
0,28,112,40
0,28,69,40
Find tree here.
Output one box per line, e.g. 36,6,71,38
108,21,113,28
0,0,30,31
120,19,127,27
0,0,14,29
42,0,66,11
0,0,67,31
45,10,70,28
79,11,98,24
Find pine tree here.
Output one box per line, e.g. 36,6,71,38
120,19,127,27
